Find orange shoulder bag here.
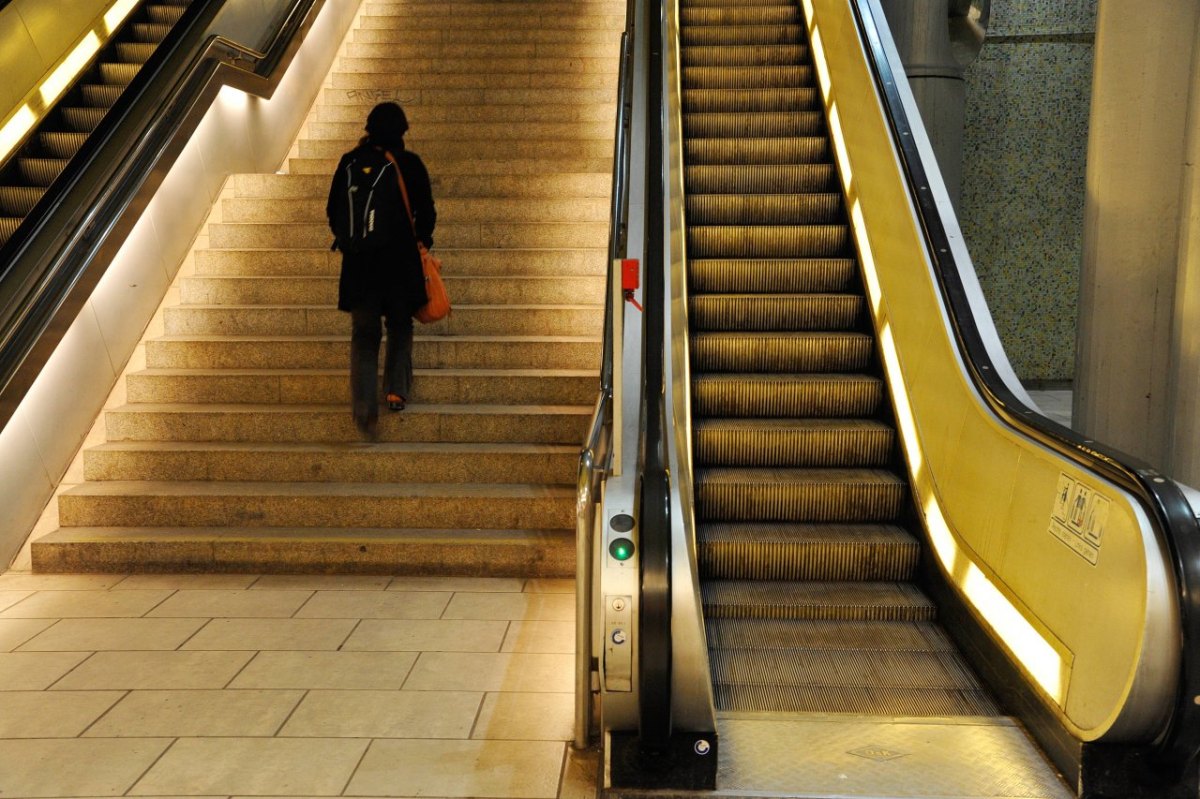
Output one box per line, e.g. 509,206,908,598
387,152,450,324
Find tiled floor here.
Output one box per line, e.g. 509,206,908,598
0,572,596,799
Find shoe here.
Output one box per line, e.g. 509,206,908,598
353,402,378,440
386,393,406,412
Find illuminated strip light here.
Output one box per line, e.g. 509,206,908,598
40,33,101,107
104,0,140,33
0,107,37,163
803,0,1069,706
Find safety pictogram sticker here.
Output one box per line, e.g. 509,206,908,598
1049,473,1109,565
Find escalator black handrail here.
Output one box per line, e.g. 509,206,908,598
637,0,672,754
0,0,324,430
850,0,1200,771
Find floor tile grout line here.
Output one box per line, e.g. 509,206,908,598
122,735,181,797
554,739,571,799
338,617,365,651
223,649,263,689
175,617,217,651
338,734,376,797
270,687,311,737
75,688,131,738
466,690,488,739
43,649,99,691
12,617,65,652
140,587,181,617
289,589,320,618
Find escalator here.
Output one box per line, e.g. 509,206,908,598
682,0,999,721
0,0,193,247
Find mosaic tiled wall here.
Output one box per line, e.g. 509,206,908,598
959,0,1096,382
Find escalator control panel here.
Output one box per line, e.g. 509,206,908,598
604,594,633,691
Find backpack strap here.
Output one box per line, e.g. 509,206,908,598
382,150,419,241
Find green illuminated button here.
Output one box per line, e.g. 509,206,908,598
609,538,635,561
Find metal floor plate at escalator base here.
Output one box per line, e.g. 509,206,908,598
712,713,1072,799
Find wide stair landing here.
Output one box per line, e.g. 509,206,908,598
32,0,624,575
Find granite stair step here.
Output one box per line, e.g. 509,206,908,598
219,196,610,224
328,71,614,91
289,156,613,176
193,248,606,277
207,221,609,249
178,275,604,305
343,41,619,60
317,86,617,109
351,27,619,45
297,137,612,160
305,120,614,142
228,172,611,199
310,102,615,123
334,57,618,76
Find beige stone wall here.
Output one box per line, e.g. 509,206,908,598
0,0,111,117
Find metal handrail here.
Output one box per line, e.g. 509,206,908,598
853,0,1200,776
0,0,325,429
573,0,637,749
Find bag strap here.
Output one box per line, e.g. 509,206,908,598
382,150,419,241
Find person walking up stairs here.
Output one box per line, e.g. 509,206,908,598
31,0,623,575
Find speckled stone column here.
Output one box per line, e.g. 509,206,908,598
1074,2,1200,469
879,0,966,205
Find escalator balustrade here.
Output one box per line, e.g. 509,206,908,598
0,0,193,248
682,0,998,717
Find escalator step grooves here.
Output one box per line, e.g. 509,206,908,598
687,194,843,225
132,23,172,42
705,618,953,651
99,62,141,85
62,108,108,132
686,164,837,194
147,5,187,24
692,373,884,417
82,85,124,107
39,132,89,159
684,137,828,165
684,87,819,112
712,684,1000,715
688,258,856,293
681,25,803,47
690,293,862,331
680,7,800,26
684,111,824,138
693,419,893,467
695,467,905,522
18,159,67,187
688,225,851,258
0,186,44,216
0,219,19,247
702,580,935,621
116,43,157,63
690,331,874,372
681,45,807,68
711,649,984,691
682,0,798,7
683,65,814,90
700,527,916,581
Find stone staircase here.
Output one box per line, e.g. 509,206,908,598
31,0,622,575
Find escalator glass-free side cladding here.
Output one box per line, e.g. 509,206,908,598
681,0,997,719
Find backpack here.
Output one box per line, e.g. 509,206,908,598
328,146,401,254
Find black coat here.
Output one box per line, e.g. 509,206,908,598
326,143,436,315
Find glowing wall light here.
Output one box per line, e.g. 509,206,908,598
104,0,140,33
40,32,101,107
0,106,37,161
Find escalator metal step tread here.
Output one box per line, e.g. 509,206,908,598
692,372,884,417
0,186,44,216
688,224,851,258
132,23,172,42
685,110,824,138
706,618,951,651
82,84,125,107
683,65,814,90
684,87,819,112
682,44,807,67
39,132,88,159
0,218,20,246
681,24,802,47
713,683,1000,715
694,418,893,467
699,521,917,580
147,4,187,24
687,193,843,225
680,6,800,25
702,579,934,621
691,331,873,372
116,43,157,63
686,164,837,193
711,647,983,691
99,62,141,85
690,293,863,331
682,0,798,8
695,466,905,522
18,159,68,187
62,107,108,132
685,136,828,165
688,257,856,293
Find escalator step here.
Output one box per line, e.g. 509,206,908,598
685,111,824,138
0,186,45,216
689,293,862,331
682,44,807,68
687,194,842,225
692,373,883,417
685,137,828,166
82,84,124,107
680,6,800,26
683,65,813,90
684,87,818,112
712,648,982,691
682,0,797,7
0,218,20,247
694,418,892,467
17,159,68,187
691,331,873,372
39,132,88,159
688,224,850,258
681,25,802,47
706,618,952,651
62,107,108,132
147,4,187,24
702,579,934,621
712,683,1000,715
699,521,916,580
695,466,905,521
687,164,837,194
689,257,856,293
116,43,157,63
99,62,141,85
132,23,172,42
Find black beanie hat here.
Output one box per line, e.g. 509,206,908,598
365,102,408,144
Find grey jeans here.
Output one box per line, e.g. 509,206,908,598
350,308,414,422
